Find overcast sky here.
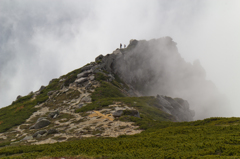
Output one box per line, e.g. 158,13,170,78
0,0,239,119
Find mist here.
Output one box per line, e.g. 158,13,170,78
0,0,239,120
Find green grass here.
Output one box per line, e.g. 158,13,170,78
2,117,240,158
95,72,108,81
3,64,240,158
91,81,125,101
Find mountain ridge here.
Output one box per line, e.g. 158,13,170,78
0,37,237,159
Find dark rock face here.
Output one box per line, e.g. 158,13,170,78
157,95,194,121
95,54,104,62
39,86,46,92
16,95,22,100
96,37,229,120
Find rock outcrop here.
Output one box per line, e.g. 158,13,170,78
156,95,194,121
95,37,228,120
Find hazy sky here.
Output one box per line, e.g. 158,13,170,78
0,0,239,118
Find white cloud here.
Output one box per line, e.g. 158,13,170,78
0,0,239,119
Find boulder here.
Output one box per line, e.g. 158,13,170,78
77,70,92,78
33,130,47,138
47,128,58,135
81,96,92,103
112,110,123,117
75,77,88,84
22,135,33,141
81,65,93,72
89,75,95,81
36,117,47,123
48,110,59,118
30,118,51,129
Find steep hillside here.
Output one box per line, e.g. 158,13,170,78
0,49,193,147
0,37,237,158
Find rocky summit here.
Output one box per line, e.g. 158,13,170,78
0,37,233,158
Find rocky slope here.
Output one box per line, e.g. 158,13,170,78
0,37,196,147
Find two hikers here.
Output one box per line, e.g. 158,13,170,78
120,43,126,49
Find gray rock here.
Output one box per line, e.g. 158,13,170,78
47,91,55,96
47,128,58,135
33,130,47,138
81,65,93,72
36,134,42,138
30,118,51,129
39,85,46,92
22,135,33,141
36,117,47,123
77,70,92,78
108,74,115,80
85,82,92,90
112,110,123,117
78,103,84,109
89,75,95,81
75,77,88,84
48,110,59,118
81,96,92,103
34,91,41,96
95,54,104,62
95,133,101,136
156,95,194,121
100,54,117,72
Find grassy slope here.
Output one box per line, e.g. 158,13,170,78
0,79,60,133
1,118,240,158
0,63,88,134
1,65,240,158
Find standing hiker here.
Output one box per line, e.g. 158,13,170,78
120,43,122,49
